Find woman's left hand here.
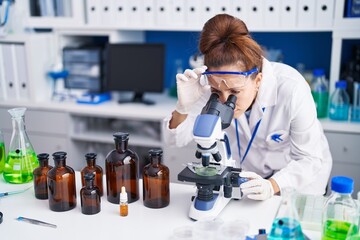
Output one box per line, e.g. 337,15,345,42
239,171,275,200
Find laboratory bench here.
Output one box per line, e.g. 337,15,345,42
1,94,360,196
0,172,321,240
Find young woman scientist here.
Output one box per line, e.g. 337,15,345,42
163,14,332,201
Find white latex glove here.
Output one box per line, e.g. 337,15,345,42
240,171,274,201
175,66,210,114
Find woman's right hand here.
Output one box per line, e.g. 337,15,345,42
175,66,210,114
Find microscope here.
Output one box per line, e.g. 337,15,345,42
178,93,248,220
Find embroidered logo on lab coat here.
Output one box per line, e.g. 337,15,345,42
266,130,289,147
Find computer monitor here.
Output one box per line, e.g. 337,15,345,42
105,43,165,105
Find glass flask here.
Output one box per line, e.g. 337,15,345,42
33,153,53,199
105,132,139,204
322,176,358,240
81,153,103,196
80,173,101,215
143,149,170,208
0,129,5,173
3,108,38,184
268,187,305,240
47,151,77,212
311,69,329,118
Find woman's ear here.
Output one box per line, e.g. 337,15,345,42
255,72,262,88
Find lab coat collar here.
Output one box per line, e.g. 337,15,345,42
248,58,278,130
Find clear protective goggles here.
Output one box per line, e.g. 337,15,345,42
201,67,258,89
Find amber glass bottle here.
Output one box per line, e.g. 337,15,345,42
81,153,103,196
33,153,53,199
105,132,139,204
143,149,170,208
80,173,101,215
47,151,77,212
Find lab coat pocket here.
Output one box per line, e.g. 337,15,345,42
266,130,289,149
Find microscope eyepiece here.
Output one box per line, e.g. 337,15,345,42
225,95,237,110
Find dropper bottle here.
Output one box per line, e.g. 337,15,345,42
120,186,128,217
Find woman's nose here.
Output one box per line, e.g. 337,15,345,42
218,92,230,103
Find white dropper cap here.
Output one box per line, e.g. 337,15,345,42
120,186,128,203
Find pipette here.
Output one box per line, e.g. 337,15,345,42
16,216,57,228
0,186,32,198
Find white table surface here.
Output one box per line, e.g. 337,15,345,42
0,172,320,239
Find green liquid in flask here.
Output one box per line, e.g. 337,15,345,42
322,219,357,240
269,217,305,240
0,142,5,173
3,149,38,184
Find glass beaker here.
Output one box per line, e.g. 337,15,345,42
268,187,305,240
0,129,5,173
3,108,38,184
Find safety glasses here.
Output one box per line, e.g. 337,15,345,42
202,67,258,89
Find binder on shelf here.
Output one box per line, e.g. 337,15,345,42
155,0,169,26
232,0,249,23
297,0,315,28
100,0,113,26
185,0,202,29
200,0,217,25
13,44,30,101
246,0,264,30
112,0,129,27
86,0,101,26
315,0,334,28
1,44,18,100
169,0,186,27
0,45,6,100
143,0,155,27
280,0,297,29
128,0,143,27
264,0,281,28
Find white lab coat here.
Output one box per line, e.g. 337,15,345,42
163,58,332,195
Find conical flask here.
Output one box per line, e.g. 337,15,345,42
3,108,38,184
269,188,305,240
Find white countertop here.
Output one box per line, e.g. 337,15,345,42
0,172,320,240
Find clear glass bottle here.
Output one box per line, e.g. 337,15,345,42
33,153,53,200
120,186,128,217
311,69,329,118
143,149,170,208
81,153,103,196
47,151,77,212
268,187,305,240
329,81,350,121
3,108,38,184
351,82,360,122
0,130,5,173
80,173,101,215
346,208,360,240
322,176,358,240
105,132,139,204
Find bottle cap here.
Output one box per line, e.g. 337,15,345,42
313,69,325,77
84,173,95,181
149,149,163,156
331,176,354,194
37,153,49,161
335,80,347,89
113,132,129,141
52,151,67,160
120,186,128,202
85,153,97,160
